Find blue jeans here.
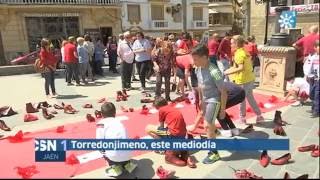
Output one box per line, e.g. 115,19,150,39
43,71,56,95
310,80,319,115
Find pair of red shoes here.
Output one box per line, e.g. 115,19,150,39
64,105,77,114
116,90,128,102
260,151,292,167
298,144,320,157
42,108,55,120
164,150,196,168
230,167,263,179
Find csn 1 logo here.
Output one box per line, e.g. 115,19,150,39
35,139,57,151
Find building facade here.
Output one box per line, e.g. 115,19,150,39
0,0,122,65
250,0,319,45
208,0,244,36
121,0,209,41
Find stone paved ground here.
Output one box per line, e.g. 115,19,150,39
0,67,319,179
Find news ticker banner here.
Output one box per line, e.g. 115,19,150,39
35,139,289,162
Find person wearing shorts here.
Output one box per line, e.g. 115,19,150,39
191,44,228,164
145,97,196,168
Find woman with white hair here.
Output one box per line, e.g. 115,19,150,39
77,37,91,84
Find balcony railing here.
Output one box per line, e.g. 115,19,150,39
151,20,169,29
0,0,120,5
193,20,207,28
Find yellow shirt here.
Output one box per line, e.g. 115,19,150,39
233,48,255,84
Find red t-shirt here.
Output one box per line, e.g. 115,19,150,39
208,39,220,56
39,49,57,66
64,43,77,63
295,33,320,56
175,54,193,70
178,40,198,52
218,38,231,60
244,42,258,57
159,105,187,137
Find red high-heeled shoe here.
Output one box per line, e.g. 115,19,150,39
0,119,11,131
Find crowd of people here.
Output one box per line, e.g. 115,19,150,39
37,26,319,177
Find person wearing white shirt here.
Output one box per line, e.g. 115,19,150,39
117,31,135,90
284,77,310,106
96,102,137,177
132,32,152,91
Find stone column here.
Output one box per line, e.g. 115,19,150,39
256,46,296,97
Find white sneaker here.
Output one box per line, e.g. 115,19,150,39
231,128,240,136
291,101,302,107
105,165,123,177
220,130,232,137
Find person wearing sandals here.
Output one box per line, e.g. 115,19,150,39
96,102,137,177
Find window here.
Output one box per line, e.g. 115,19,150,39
127,4,141,22
313,0,319,3
209,13,221,25
292,0,304,5
221,13,232,25
193,7,203,21
209,13,232,25
151,5,164,20
271,0,288,7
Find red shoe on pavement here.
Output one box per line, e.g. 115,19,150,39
26,103,38,113
95,110,102,119
156,166,175,179
98,98,106,103
271,153,291,165
129,108,134,112
283,172,290,179
56,126,65,133
42,108,54,120
260,150,270,167
86,114,95,122
230,167,263,179
242,125,254,134
122,89,129,98
0,119,11,131
165,151,187,167
273,125,287,136
54,104,64,110
140,105,149,115
24,114,39,122
64,105,77,114
268,95,278,103
298,144,316,152
311,146,319,157
82,104,93,108
121,106,129,112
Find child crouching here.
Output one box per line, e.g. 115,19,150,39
145,97,196,168
96,102,137,177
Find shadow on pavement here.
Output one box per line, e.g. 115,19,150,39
221,150,261,161
115,158,155,179
237,130,270,139
254,120,275,129
82,81,110,87
56,94,88,99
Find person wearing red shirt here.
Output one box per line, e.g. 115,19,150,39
175,33,198,96
217,32,232,81
145,97,195,168
208,33,220,65
293,25,319,57
64,36,80,86
39,38,58,98
244,35,259,69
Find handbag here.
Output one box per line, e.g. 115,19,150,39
252,55,260,67
34,58,56,73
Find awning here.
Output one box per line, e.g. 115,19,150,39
209,7,233,14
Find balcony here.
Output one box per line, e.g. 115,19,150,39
193,20,207,29
151,20,169,29
0,0,120,5
209,0,232,7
